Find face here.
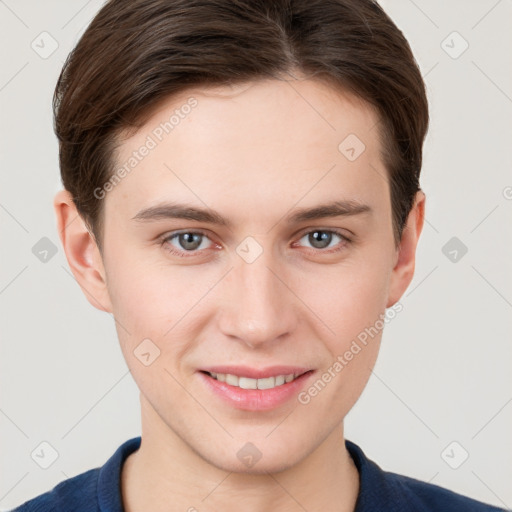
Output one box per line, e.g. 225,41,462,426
58,76,423,474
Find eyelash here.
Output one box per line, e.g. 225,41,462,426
159,228,352,258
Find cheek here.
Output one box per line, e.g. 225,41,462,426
296,256,391,348
295,266,387,416
105,257,213,375
104,240,181,323
103,255,172,356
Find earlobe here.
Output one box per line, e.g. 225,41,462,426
53,189,113,313
386,190,426,308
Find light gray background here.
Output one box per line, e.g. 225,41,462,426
1,0,511,509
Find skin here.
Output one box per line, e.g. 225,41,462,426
54,75,425,512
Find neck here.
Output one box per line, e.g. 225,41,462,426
122,396,359,512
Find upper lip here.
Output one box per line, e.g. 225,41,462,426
199,365,313,379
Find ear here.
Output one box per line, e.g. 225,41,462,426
386,190,426,308
54,189,113,313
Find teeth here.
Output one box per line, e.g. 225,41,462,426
257,377,275,390
239,377,257,389
225,374,239,386
208,372,302,389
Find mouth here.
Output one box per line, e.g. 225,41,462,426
197,366,315,411
200,370,309,390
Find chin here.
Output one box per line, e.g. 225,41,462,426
214,452,301,475
194,436,311,476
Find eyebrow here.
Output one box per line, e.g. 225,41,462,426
131,199,372,227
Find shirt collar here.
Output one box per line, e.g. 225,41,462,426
97,436,405,512
346,439,408,511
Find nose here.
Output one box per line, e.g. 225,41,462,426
218,246,298,349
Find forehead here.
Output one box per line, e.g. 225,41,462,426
156,78,381,156
108,77,387,219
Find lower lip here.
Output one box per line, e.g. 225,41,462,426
197,371,315,411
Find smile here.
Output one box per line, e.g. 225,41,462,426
198,368,315,411
206,372,302,390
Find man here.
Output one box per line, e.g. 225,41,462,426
12,0,505,510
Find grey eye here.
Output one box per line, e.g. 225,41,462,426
170,232,209,251
300,230,341,250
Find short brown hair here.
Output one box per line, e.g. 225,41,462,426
54,0,429,251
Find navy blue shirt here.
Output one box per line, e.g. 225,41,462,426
11,437,505,511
